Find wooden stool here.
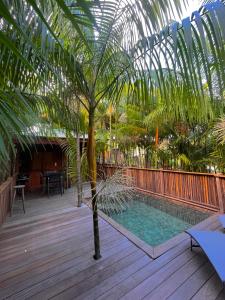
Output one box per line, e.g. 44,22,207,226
11,185,26,215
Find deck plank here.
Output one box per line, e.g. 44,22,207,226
143,253,207,299
97,238,192,300
10,249,145,300
167,261,215,300
0,194,224,300
121,249,196,300
216,289,225,300
52,253,151,300
191,273,223,300
0,229,124,281
0,238,132,299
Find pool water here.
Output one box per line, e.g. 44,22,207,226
107,195,210,246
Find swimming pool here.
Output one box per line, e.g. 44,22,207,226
104,194,210,247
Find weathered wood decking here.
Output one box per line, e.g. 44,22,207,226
0,198,225,299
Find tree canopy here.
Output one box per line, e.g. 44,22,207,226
1,0,225,257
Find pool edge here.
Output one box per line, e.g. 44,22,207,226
99,210,219,259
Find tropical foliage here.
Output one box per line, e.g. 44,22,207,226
1,0,225,257
102,103,225,173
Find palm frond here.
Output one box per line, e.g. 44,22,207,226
94,169,136,214
213,116,225,144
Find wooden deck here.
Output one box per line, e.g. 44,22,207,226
0,203,225,299
6,185,91,223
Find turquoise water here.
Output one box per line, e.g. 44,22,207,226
108,196,210,246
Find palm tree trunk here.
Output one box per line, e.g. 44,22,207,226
102,150,105,164
80,132,86,195
76,100,82,207
109,110,112,163
82,133,86,155
155,126,159,146
76,130,82,207
87,108,101,260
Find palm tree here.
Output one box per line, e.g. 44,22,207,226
52,0,199,260
0,0,95,169
1,0,225,260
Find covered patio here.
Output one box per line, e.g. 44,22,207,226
0,191,224,300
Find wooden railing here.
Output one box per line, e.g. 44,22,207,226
0,177,14,226
98,164,225,212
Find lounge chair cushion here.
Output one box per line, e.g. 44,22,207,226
186,229,225,283
219,214,225,229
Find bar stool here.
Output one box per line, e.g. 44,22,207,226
11,185,26,215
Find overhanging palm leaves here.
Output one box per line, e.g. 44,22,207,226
132,1,225,124
1,0,225,259
0,0,96,166
213,116,225,144
2,0,225,164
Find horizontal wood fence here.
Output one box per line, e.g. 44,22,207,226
0,177,14,226
98,164,225,213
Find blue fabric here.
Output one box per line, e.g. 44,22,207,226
186,229,225,283
219,215,225,229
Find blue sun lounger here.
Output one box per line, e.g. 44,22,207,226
219,214,225,229
186,229,225,285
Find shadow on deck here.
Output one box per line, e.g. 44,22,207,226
0,190,225,299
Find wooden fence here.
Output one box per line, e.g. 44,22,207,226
0,177,14,226
99,164,225,212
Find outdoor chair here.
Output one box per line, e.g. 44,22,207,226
219,214,225,229
43,172,64,196
186,229,225,286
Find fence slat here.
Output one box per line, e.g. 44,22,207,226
0,177,14,226
99,164,225,212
